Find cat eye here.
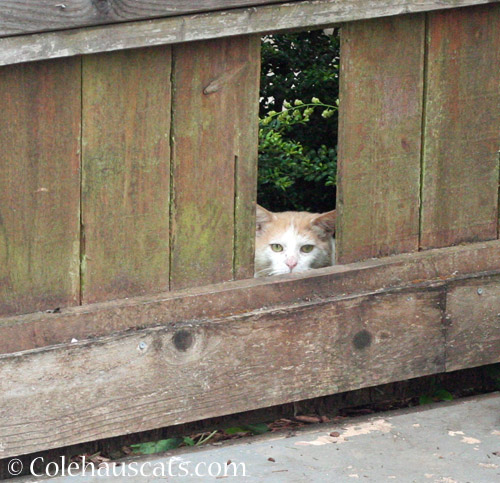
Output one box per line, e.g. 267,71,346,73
270,243,283,252
300,244,315,253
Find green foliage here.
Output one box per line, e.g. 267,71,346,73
130,431,218,455
130,438,184,455
183,437,196,446
130,425,269,456
419,388,454,405
258,101,337,211
258,30,340,212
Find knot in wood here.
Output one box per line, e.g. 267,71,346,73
92,0,111,15
353,329,372,350
173,329,194,352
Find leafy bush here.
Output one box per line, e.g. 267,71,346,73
258,30,340,212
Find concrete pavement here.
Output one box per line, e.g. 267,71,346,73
21,393,500,482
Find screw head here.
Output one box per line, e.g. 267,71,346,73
477,288,483,295
138,341,148,351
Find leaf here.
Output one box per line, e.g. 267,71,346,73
183,437,195,446
419,395,434,405
130,437,183,455
225,427,248,435
244,423,270,435
433,389,453,401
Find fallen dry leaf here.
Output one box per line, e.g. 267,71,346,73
295,415,321,424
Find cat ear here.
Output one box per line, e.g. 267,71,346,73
256,205,274,233
311,209,336,237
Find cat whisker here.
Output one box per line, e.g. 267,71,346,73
267,268,287,277
254,267,273,277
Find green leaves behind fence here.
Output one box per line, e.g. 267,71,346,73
130,438,185,455
130,430,220,455
419,389,454,405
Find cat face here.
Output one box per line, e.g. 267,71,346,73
254,205,336,277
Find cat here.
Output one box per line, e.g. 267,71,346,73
254,205,337,277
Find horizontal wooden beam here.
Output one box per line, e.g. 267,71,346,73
446,276,500,371
1,270,499,458
0,286,447,457
1,239,500,355
0,0,290,37
0,0,498,66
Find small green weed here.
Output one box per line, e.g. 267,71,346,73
130,430,219,455
418,388,453,405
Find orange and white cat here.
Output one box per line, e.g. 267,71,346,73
255,205,336,277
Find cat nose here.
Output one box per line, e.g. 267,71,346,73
285,256,298,270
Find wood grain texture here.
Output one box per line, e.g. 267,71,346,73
0,0,289,37
81,46,171,303
446,276,500,371
0,287,445,458
1,1,499,66
1,239,499,355
337,14,425,263
0,58,81,316
420,4,500,249
170,36,259,289
233,37,260,280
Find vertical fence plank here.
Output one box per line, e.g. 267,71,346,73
0,58,81,316
170,36,260,290
81,47,171,304
233,36,260,280
421,4,500,249
337,15,425,264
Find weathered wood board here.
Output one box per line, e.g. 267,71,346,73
0,1,499,461
1,239,499,355
0,58,81,316
420,4,500,249
169,36,259,289
1,0,498,67
446,276,500,371
81,46,172,303
337,14,424,263
232,37,261,280
0,287,445,458
0,0,288,37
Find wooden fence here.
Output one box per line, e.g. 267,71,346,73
0,0,499,459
